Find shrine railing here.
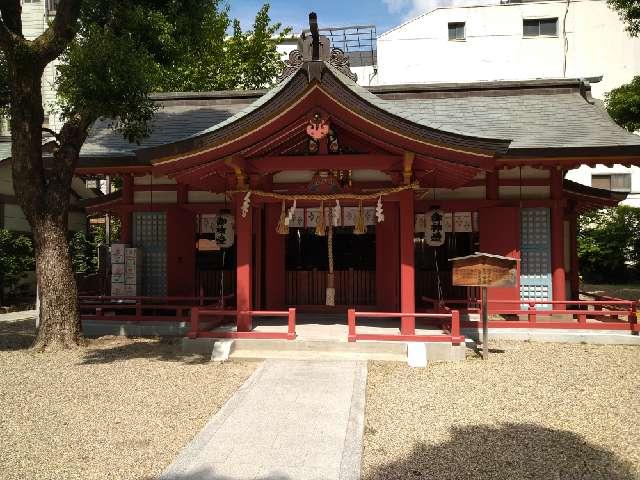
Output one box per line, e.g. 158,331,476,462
347,309,464,344
79,295,234,322
188,308,297,340
471,299,639,332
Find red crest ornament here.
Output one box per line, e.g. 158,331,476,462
306,113,329,140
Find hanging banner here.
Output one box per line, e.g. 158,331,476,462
289,208,305,228
342,207,376,227
415,214,427,233
426,209,445,246
454,212,473,232
200,214,235,248
306,208,321,227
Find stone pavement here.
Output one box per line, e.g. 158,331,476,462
160,359,367,480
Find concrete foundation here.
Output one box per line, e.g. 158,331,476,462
82,320,190,337
181,338,468,363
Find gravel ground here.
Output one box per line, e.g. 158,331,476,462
0,317,257,480
363,342,640,480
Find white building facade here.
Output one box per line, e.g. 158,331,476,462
377,0,640,206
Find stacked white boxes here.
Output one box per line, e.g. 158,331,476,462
110,244,143,297
124,247,142,296
110,244,126,297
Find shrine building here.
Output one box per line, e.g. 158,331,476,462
78,22,640,340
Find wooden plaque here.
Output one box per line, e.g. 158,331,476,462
450,253,518,288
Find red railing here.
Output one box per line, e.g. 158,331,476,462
188,308,296,340
347,309,463,344
79,295,234,322
469,299,639,332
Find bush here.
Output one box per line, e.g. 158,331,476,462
0,229,35,305
578,205,640,283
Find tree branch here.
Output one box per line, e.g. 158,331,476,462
33,0,83,64
42,126,61,142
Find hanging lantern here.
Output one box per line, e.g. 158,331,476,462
214,211,235,248
315,201,326,236
354,201,366,235
276,200,289,235
426,208,445,247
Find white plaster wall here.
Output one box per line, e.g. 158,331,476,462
187,191,227,203
565,164,640,206
21,2,61,131
378,0,640,204
133,191,177,204
378,0,640,97
134,175,177,185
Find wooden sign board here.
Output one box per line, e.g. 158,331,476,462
450,253,518,288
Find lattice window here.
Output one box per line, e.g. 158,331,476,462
133,212,167,297
520,208,552,308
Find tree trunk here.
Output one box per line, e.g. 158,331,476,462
7,44,84,351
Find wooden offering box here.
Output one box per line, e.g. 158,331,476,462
450,252,519,288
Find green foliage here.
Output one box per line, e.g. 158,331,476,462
156,3,291,91
57,24,160,142
0,229,35,303
68,217,121,275
55,1,289,144
608,0,640,36
68,231,97,274
578,205,640,282
605,76,640,132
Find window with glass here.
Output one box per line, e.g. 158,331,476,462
448,22,466,41
523,18,558,37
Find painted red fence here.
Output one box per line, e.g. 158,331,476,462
188,308,296,340
347,309,464,344
476,300,639,332
79,295,234,322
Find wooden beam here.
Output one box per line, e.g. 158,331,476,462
247,154,401,172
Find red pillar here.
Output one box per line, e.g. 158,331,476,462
399,190,415,334
569,211,579,301
265,203,286,309
485,171,499,201
551,168,566,302
235,193,252,331
376,202,399,311
119,174,133,243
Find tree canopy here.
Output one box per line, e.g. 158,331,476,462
608,0,640,36
56,1,289,142
605,76,640,132
605,0,640,131
578,206,640,283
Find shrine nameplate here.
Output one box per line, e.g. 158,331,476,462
450,253,518,288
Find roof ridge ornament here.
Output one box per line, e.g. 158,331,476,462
278,12,358,83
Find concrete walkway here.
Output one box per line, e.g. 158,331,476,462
160,359,367,480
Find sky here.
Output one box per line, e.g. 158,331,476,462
228,0,494,37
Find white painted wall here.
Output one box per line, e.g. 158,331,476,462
377,0,640,206
20,1,61,131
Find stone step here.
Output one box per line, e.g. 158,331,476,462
182,337,467,363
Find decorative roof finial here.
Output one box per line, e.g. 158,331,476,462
309,12,320,61
277,12,359,83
